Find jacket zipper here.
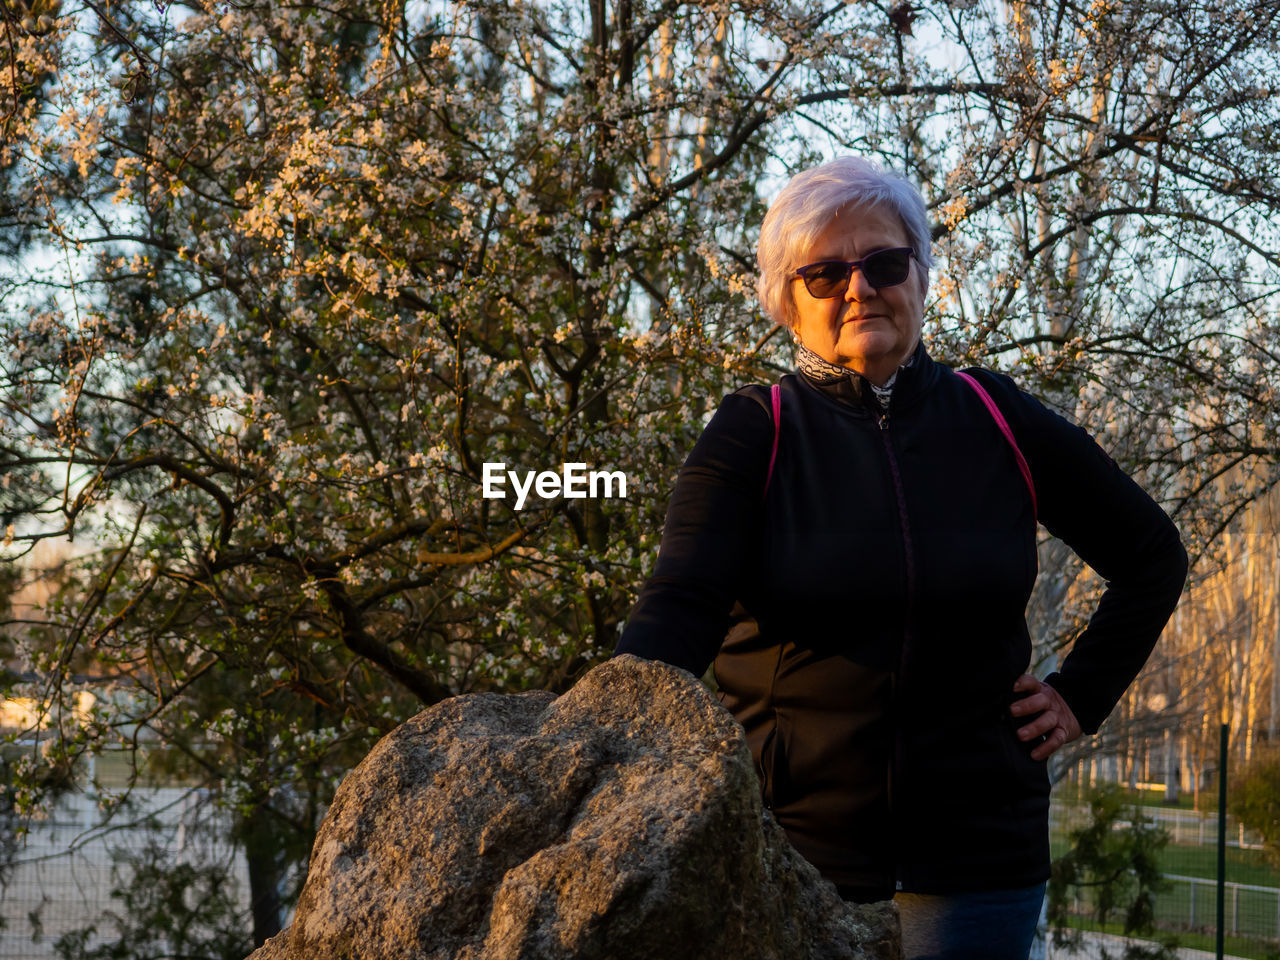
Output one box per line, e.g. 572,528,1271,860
878,405,915,893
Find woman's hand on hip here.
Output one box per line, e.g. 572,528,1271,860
1010,674,1082,762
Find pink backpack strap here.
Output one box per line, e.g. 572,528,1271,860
763,383,781,499
955,370,1038,521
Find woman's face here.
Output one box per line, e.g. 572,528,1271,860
790,204,926,385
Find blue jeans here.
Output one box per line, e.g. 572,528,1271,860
893,882,1047,960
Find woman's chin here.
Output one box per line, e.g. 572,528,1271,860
834,339,899,374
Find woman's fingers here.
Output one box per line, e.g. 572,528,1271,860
1009,676,1082,761
1011,673,1040,696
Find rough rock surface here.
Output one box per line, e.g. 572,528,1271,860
247,655,899,960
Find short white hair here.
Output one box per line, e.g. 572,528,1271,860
756,157,933,328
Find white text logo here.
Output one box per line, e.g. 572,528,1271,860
481,462,629,510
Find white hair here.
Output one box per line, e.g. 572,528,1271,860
756,156,933,328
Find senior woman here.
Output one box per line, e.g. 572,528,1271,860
615,156,1187,960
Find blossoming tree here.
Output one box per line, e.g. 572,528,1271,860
2,0,1279,947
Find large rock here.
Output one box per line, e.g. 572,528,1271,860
248,655,899,960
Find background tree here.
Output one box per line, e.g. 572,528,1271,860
3,0,1280,948
1229,743,1280,867
1047,785,1179,960
51,833,253,960
1060,484,1280,805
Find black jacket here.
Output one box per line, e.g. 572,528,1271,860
615,344,1187,897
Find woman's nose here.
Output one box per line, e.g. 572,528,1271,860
844,266,878,301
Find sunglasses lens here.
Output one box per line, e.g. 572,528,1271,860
862,249,912,288
799,249,913,298
803,263,852,298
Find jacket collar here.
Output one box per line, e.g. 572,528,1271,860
795,339,939,414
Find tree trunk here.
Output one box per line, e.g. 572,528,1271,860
244,814,284,947
1272,543,1280,741
1164,728,1180,803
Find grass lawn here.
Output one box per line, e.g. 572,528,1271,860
1051,820,1280,887
1160,843,1280,887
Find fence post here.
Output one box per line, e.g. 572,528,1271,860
1190,877,1197,928
1216,722,1228,960
1231,883,1238,935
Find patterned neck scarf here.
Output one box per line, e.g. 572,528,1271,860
794,342,913,408
795,343,852,383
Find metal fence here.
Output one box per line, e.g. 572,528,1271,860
5,793,1279,959
1161,874,1280,941
0,788,250,960
1136,807,1266,852
1052,801,1267,851
1050,801,1280,956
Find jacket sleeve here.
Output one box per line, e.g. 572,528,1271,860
971,370,1189,734
613,390,774,677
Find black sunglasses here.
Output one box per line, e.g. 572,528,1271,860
793,247,916,298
